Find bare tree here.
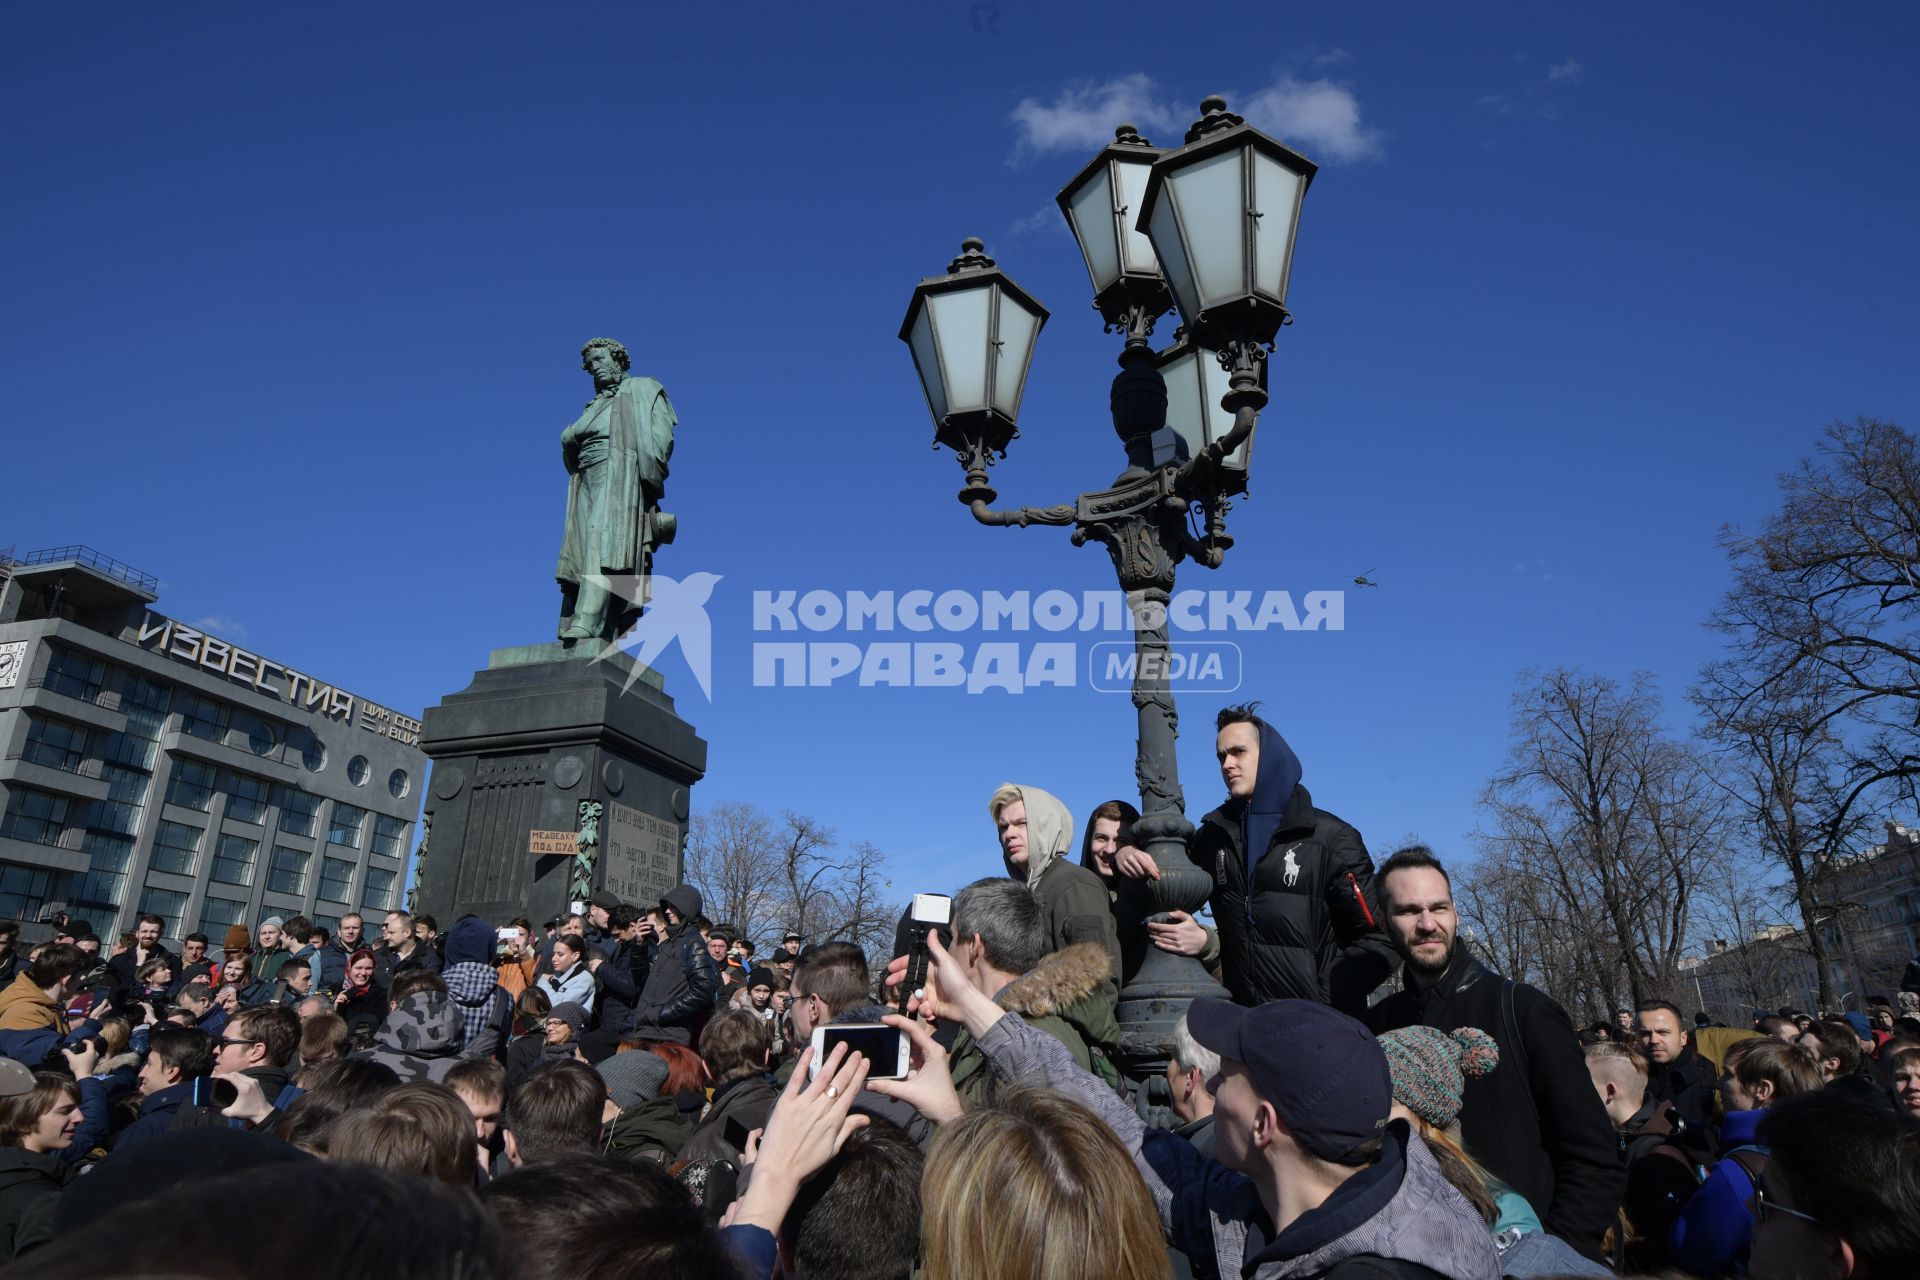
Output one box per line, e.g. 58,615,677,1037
1691,666,1872,1009
1692,419,1920,1008
1709,417,1920,806
686,801,782,946
1470,669,1733,1016
686,803,901,965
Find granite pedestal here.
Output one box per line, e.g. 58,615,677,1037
412,643,706,924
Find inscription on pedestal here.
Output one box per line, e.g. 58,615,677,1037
604,801,681,907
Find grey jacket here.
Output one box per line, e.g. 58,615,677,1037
351,990,464,1084
974,1012,1500,1280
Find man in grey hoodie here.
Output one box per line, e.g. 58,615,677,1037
989,783,1122,999
882,933,1500,1280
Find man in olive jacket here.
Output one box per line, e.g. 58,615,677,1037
989,783,1122,999
1131,706,1394,1014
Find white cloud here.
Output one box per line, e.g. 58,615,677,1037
1008,74,1178,156
1007,202,1064,240
1480,57,1586,120
1239,76,1384,162
1009,72,1382,164
1313,47,1353,67
191,614,249,640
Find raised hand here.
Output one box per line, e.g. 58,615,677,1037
865,1014,964,1124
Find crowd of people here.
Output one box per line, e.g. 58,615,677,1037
0,703,1915,1278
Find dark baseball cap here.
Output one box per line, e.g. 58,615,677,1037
1186,997,1392,1162
588,890,621,911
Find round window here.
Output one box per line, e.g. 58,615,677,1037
302,737,327,772
347,755,370,786
389,768,410,799
248,720,280,757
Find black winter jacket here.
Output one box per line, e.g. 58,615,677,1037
1188,783,1396,1013
1365,951,1624,1262
0,1148,74,1260
629,923,717,1046
594,938,652,1035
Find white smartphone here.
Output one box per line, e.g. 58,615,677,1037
809,1023,909,1081
910,892,952,925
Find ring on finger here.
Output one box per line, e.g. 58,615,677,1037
825,1086,839,1099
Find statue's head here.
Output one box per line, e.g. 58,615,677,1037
581,338,630,386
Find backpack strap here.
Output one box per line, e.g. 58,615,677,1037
1500,978,1542,1132
1725,1145,1767,1192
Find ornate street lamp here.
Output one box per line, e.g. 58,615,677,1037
901,96,1317,1113
900,238,1049,478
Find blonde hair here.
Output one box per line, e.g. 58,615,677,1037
923,1088,1171,1280
988,784,1023,822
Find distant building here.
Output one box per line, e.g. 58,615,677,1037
0,545,424,950
1682,819,1920,1019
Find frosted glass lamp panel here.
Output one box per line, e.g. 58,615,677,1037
1066,166,1120,293
1159,347,1208,464
1169,150,1247,311
928,286,992,414
1146,191,1200,326
906,305,948,424
989,292,1043,420
1115,159,1159,276
1251,153,1305,304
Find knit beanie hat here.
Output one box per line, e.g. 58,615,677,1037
1377,1025,1499,1130
549,1002,588,1035
597,1048,670,1113
746,968,776,992
223,924,252,952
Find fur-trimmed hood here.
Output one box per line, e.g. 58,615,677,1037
994,943,1111,1019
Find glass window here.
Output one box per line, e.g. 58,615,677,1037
99,725,158,771
178,693,230,742
149,820,203,876
164,760,217,812
210,833,258,887
327,803,365,849
246,718,281,758
319,856,355,904
388,769,410,800
276,787,320,837
267,845,309,896
137,886,188,942
0,788,70,846
21,717,90,773
0,863,54,922
41,648,107,703
302,737,327,773
346,755,369,786
197,893,248,939
227,774,270,825
73,832,132,914
311,912,341,938
371,814,409,859
361,865,395,913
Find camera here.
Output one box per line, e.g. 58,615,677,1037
897,893,951,1011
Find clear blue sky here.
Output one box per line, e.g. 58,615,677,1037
6,5,1917,915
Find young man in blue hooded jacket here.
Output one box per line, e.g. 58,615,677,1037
1123,703,1395,1014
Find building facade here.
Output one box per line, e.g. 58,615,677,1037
0,546,424,949
1681,819,1920,1020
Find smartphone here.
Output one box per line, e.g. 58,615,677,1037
899,893,952,1011
809,1023,909,1081
190,1076,239,1109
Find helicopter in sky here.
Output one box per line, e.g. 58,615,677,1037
1352,569,1381,589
